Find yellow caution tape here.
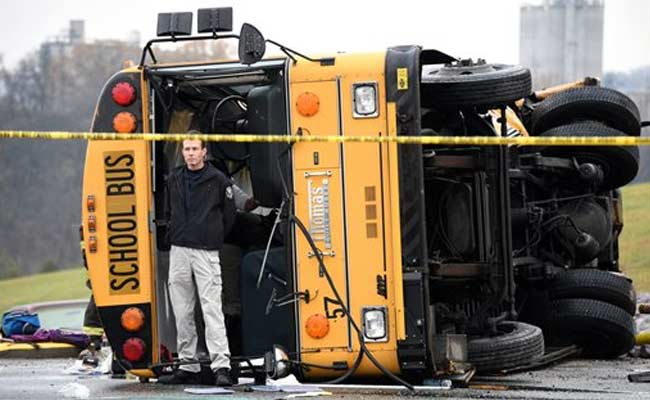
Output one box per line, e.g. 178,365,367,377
1,130,649,146
82,326,105,336
636,331,650,346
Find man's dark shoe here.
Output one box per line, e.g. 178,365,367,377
214,368,233,387
110,358,126,379
79,350,99,368
157,369,200,385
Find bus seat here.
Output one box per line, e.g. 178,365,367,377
247,84,288,208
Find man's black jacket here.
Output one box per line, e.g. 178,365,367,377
164,164,236,250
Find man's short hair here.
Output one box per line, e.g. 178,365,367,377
184,130,206,148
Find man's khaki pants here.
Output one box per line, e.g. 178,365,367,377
169,245,230,373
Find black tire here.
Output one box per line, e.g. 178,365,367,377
529,87,641,136
549,269,636,315
421,62,531,109
545,298,635,358
533,122,639,190
468,321,544,372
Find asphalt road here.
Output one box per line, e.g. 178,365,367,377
1,357,650,399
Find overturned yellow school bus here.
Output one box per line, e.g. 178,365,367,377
81,8,640,385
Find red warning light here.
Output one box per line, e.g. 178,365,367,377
111,82,137,107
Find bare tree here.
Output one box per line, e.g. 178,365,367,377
0,37,234,277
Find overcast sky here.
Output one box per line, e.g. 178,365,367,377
1,0,648,72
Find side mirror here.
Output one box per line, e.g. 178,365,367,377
239,23,266,65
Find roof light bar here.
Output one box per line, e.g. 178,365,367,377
157,12,193,37
197,7,233,34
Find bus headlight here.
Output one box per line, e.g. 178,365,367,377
362,306,387,342
352,82,378,118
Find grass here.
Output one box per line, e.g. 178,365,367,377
0,267,89,313
620,182,650,292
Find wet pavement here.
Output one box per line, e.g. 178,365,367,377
2,357,650,399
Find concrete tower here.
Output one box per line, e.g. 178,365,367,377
69,20,85,44
520,0,604,89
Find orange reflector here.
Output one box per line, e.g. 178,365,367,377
122,337,146,362
87,215,96,232
305,314,329,339
121,307,145,332
113,112,137,133
111,82,137,106
296,92,320,117
88,236,97,253
87,195,96,212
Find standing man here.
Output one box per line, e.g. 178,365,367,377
159,138,235,386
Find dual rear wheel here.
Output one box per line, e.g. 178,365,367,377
545,269,636,358
519,269,636,359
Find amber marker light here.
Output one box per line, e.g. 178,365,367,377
111,82,137,106
87,195,96,212
113,112,138,133
296,92,320,117
121,307,145,332
88,236,97,253
87,215,96,232
305,313,329,339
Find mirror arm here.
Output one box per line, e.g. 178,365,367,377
279,47,297,64
148,47,157,64
266,39,321,63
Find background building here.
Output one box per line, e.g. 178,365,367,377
520,0,604,89
520,0,648,183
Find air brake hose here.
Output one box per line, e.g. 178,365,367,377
290,215,415,391
268,148,412,389
258,204,365,383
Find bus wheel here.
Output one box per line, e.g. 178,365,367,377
548,269,636,315
531,122,639,190
528,87,641,136
421,60,531,109
467,321,544,372
545,298,635,358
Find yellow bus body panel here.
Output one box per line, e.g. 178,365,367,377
289,52,404,377
82,136,158,371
